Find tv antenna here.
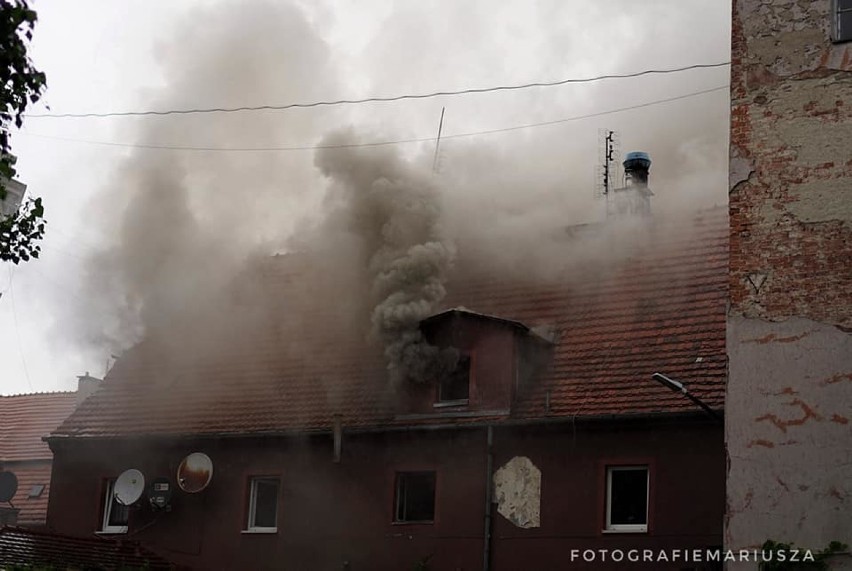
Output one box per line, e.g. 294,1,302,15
595,128,620,198
432,106,446,174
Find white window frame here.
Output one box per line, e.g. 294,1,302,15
605,466,649,533
245,477,279,533
100,479,128,534
832,0,852,43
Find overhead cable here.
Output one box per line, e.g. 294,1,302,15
21,84,729,153
26,62,730,119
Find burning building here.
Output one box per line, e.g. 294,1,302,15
40,146,729,569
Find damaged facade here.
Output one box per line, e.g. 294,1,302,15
43,203,728,570
727,0,852,567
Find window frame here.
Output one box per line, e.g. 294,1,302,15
393,470,437,525
832,0,852,43
604,465,650,533
434,352,472,407
245,477,280,534
99,479,128,535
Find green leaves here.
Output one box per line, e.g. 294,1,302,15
0,197,45,264
1,0,48,264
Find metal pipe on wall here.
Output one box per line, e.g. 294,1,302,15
482,425,494,571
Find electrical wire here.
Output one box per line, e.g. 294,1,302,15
20,84,729,153
26,62,730,119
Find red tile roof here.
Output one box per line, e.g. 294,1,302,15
53,208,727,439
0,393,78,461
0,526,174,570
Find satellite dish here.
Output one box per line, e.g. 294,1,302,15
148,477,173,509
177,452,213,493
0,471,18,503
114,469,145,506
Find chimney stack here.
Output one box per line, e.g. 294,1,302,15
606,151,654,219
623,151,651,187
76,373,101,406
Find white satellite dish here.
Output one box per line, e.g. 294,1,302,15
177,452,213,493
114,469,145,506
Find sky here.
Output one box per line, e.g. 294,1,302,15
0,0,731,395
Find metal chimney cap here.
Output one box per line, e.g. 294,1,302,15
624,151,651,164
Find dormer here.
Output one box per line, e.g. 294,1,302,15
397,308,554,417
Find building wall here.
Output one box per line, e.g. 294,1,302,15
727,0,852,567
47,421,723,571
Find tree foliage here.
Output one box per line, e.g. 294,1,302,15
1,0,47,264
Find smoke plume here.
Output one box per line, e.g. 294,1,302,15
314,130,457,384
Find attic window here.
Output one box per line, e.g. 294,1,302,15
28,484,45,498
437,354,470,405
832,0,852,42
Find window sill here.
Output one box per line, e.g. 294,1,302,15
433,399,469,409
96,528,128,535
602,526,647,534
242,528,278,534
391,520,435,526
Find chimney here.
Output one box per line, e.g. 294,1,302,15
607,151,654,219
76,372,101,406
623,151,651,188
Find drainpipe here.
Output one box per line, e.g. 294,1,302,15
483,425,494,571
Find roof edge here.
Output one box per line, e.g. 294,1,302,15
46,409,723,443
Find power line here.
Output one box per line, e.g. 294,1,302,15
26,62,730,119
21,84,729,153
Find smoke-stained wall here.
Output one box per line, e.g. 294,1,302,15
726,0,852,567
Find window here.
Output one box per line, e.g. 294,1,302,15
605,466,649,532
833,0,852,42
437,354,470,404
246,478,279,532
100,479,129,534
394,471,436,523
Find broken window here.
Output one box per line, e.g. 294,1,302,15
394,471,436,523
437,354,470,404
833,0,852,42
100,479,129,534
247,477,280,532
605,466,648,532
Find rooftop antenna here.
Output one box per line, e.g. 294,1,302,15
595,128,620,199
432,106,446,174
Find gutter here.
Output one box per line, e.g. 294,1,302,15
483,425,494,571
43,409,724,445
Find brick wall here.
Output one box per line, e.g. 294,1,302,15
729,0,852,327
726,1,852,567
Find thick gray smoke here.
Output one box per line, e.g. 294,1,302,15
50,0,731,393
314,131,457,384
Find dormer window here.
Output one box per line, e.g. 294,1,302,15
437,354,470,405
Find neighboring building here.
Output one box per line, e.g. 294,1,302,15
0,525,173,570
0,390,80,527
0,154,27,218
45,196,728,569
727,0,852,567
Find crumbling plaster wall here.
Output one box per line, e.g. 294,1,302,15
727,0,852,568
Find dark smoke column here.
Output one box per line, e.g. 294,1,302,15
314,130,457,385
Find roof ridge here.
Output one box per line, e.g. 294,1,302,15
0,390,77,398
